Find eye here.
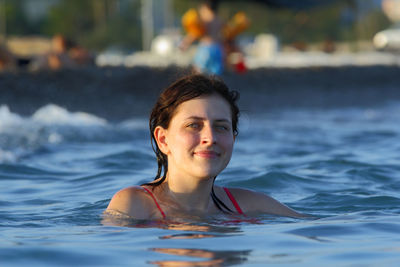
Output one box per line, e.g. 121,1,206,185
215,124,230,131
187,122,200,129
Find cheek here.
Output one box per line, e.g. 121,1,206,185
170,131,199,152
219,133,235,152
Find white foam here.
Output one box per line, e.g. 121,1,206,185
32,104,107,126
0,105,24,130
118,118,148,130
0,104,112,162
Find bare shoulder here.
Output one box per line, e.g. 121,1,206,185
105,186,155,219
224,187,306,218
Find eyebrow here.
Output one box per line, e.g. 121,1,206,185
185,116,231,123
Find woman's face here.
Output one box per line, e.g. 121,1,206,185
156,94,235,180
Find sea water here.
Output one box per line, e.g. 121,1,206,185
1,101,400,266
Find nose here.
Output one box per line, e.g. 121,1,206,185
201,124,217,145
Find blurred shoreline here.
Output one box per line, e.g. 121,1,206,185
1,65,400,121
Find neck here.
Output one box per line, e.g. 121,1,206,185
163,173,215,213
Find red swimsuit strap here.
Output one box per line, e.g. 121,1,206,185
141,186,166,219
223,187,244,215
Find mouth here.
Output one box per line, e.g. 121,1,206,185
194,150,220,159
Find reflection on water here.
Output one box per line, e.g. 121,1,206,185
102,210,245,234
102,212,250,265
160,222,239,234
160,233,219,240
149,247,251,267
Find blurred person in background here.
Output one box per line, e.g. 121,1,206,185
180,0,225,75
30,34,93,71
30,34,75,71
68,39,95,66
180,0,249,75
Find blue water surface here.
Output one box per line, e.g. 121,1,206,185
1,101,400,266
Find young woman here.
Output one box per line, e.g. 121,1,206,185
106,74,304,220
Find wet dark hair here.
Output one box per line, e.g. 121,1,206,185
201,0,220,12
144,74,240,213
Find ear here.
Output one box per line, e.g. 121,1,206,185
154,126,170,155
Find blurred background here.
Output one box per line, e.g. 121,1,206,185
0,0,399,71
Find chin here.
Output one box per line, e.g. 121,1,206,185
192,166,225,180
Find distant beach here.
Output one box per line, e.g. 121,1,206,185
1,65,400,121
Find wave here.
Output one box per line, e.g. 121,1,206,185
31,104,107,126
0,104,148,163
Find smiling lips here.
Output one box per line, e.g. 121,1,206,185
194,150,220,159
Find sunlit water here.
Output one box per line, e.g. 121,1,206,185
1,101,400,266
